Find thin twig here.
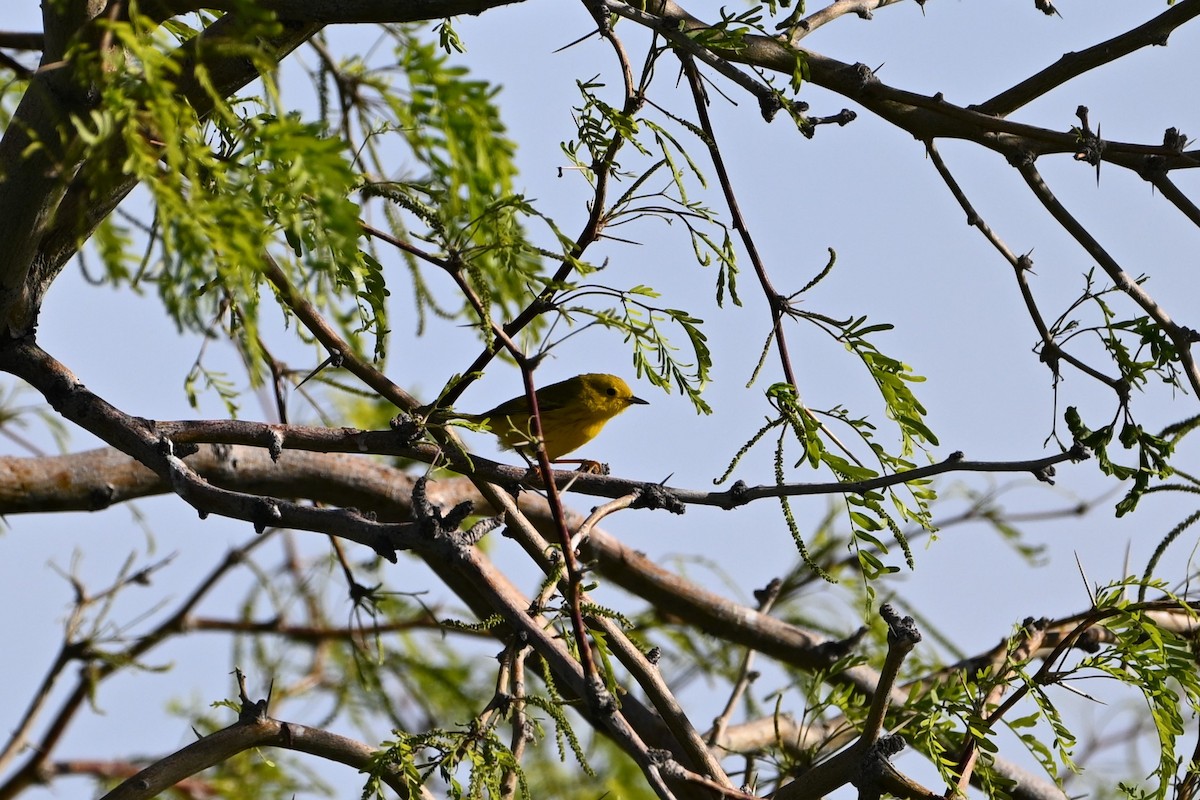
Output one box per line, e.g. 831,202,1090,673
707,579,782,747
949,620,1047,794
434,5,645,410
261,253,419,411
1014,157,1200,398
924,140,1124,393
0,536,275,800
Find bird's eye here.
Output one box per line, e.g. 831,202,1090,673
606,387,617,396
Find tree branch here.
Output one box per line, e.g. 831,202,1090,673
1013,156,1200,398
0,443,1079,800
607,0,1200,169
100,703,433,800
0,339,419,560
977,0,1200,117
0,31,45,50
924,140,1124,394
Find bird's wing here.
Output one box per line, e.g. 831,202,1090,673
487,393,569,418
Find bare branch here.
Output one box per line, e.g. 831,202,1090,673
924,140,1124,393
1014,156,1200,397
978,0,1200,116
779,0,906,44
608,0,1200,168
100,707,434,800
0,31,45,50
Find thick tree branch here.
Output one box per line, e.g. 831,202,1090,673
0,10,322,335
0,338,419,559
0,420,1088,519
0,443,1079,800
0,2,109,336
0,31,45,50
0,424,1089,520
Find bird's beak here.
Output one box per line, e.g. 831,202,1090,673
629,395,649,405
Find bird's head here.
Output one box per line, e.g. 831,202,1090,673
575,373,649,418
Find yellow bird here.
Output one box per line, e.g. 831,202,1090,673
468,373,648,462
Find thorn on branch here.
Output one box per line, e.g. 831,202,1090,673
253,498,282,533
234,668,270,723
295,348,344,389
1073,106,1104,183
631,483,687,514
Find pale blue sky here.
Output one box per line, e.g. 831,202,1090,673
4,2,1199,796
